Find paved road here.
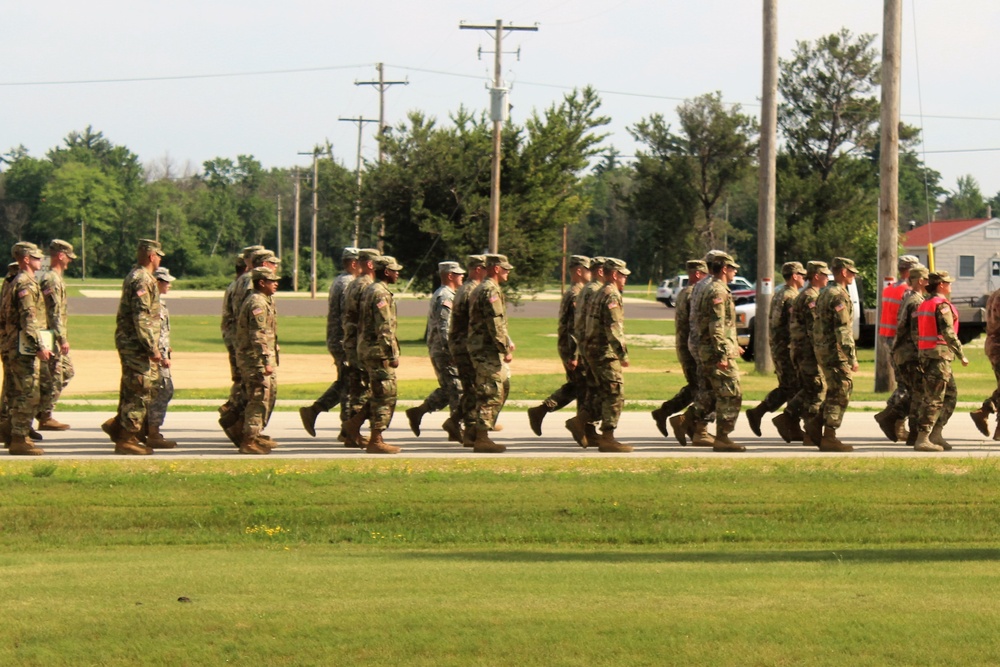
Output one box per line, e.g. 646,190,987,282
21,411,999,459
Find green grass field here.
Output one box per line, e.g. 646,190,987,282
2,458,1000,665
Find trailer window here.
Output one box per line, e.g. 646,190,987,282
959,255,975,278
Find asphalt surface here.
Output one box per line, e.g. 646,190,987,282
19,411,1000,459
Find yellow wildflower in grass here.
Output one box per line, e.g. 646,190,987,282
245,524,288,537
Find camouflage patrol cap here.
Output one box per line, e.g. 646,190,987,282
908,265,929,282
806,260,829,275
251,266,279,282
438,261,466,275
7,262,18,275
486,254,514,270
49,239,77,259
590,256,608,271
703,249,728,263
709,252,739,270
341,247,360,261
686,259,708,273
358,248,381,262
831,257,858,274
782,261,807,278
375,255,403,271
898,254,920,271
153,267,176,283
242,245,265,260
604,257,631,276
138,238,165,257
568,255,591,269
12,242,43,260
235,257,247,271
250,249,279,267
465,254,487,269
928,270,955,285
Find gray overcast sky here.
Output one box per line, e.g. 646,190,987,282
4,1,1000,202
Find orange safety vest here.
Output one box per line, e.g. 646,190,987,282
879,281,908,338
916,296,959,351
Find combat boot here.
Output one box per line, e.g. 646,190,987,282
772,412,798,443
651,406,670,438
583,420,600,450
442,418,463,443
223,418,244,447
114,433,152,456
818,426,853,452
668,414,688,446
366,429,401,454
804,416,824,449
299,403,320,437
691,421,715,447
527,404,549,436
0,420,11,448
8,434,43,456
564,415,588,448
237,436,269,455
970,409,990,437
462,425,477,448
596,428,632,453
712,421,745,452
873,410,898,442
255,434,277,452
36,413,70,431
913,430,943,452
994,421,1000,442
894,419,908,442
101,416,122,443
905,418,918,447
146,425,178,450
491,423,504,432
929,424,953,451
405,404,429,436
340,408,368,447
745,404,767,437
472,431,505,453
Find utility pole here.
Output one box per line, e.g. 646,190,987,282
356,63,407,251
755,0,778,373
293,169,301,292
876,0,902,393
155,208,160,243
296,151,320,297
339,115,378,247
460,19,539,254
276,194,282,262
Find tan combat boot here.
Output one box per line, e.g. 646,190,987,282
712,421,745,452
582,417,600,450
341,408,368,448
651,406,670,438
564,415,588,448
472,430,505,453
596,428,633,453
970,409,990,437
442,418,463,443
818,426,853,452
745,404,767,437
462,424,477,448
894,419,908,442
101,416,122,443
237,436,269,455
256,434,277,451
405,404,429,436
691,421,715,447
527,404,549,436
771,412,798,443
804,416,824,449
36,413,70,431
668,414,687,446
913,430,943,452
8,434,43,456
114,433,153,456
929,424,953,451
873,410,898,442
146,425,178,449
299,403,320,437
366,429,401,454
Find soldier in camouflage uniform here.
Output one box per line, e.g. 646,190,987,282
0,261,19,445
878,265,928,444
652,259,707,441
811,257,858,452
103,239,164,455
219,246,262,417
690,252,744,452
234,266,280,454
527,255,591,445
467,254,514,453
913,271,969,452
581,257,632,452
146,267,178,449
572,256,606,446
338,248,381,448
355,256,403,454
35,239,76,433
3,243,50,456
775,261,829,445
449,255,487,447
746,261,807,437
406,260,466,443
970,286,1000,439
299,247,361,437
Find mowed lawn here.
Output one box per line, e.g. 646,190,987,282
2,458,1000,666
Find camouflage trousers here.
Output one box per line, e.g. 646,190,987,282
819,363,853,429
343,360,371,419
760,353,798,413
148,366,174,429
365,360,397,431
659,352,698,416
706,360,742,424
584,357,625,429
455,352,478,431
786,350,825,420
981,355,1000,414
886,358,921,422
473,355,506,432
542,361,586,413
224,343,243,412
241,369,277,439
918,356,957,431
421,350,462,420
0,356,10,424
38,351,74,417
314,352,346,415
117,354,159,434
4,351,40,437
688,358,719,424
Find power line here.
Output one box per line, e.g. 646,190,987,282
0,64,371,87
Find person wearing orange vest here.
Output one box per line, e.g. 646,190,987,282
970,287,1000,440
874,255,920,441
913,271,969,452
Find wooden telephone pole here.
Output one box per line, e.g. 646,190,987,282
755,0,778,373
339,115,378,247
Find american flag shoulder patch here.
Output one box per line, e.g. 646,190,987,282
42,288,53,295
713,296,723,304
17,289,28,298
136,288,146,297
443,300,453,308
608,301,619,309
808,301,816,309
252,307,263,316
376,299,387,309
489,294,500,303
834,303,845,312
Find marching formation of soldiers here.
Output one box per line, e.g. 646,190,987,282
3,237,997,456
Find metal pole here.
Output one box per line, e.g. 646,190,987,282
755,0,778,373
155,208,160,244
80,218,86,281
489,19,503,254
293,170,301,292
311,151,318,299
276,194,282,262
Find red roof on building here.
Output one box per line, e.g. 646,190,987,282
903,218,991,247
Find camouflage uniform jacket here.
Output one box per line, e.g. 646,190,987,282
220,276,243,348
573,280,602,357
448,279,479,360
695,278,737,365
985,289,1000,362
921,298,964,361
341,274,374,366
813,283,856,367
7,271,48,355
673,284,695,363
0,273,16,352
158,298,172,362
768,283,798,362
326,271,354,357
789,285,821,363
236,291,277,375
583,282,628,363
358,280,398,364
114,265,160,358
686,275,715,359
467,278,508,360
426,284,455,356
557,283,583,363
891,289,924,365
40,270,68,348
